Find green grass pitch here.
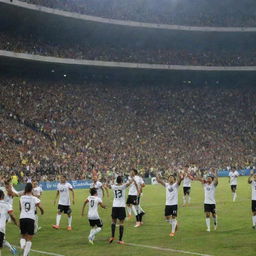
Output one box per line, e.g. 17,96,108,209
3,177,256,256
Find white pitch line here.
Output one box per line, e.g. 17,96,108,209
126,243,213,256
16,246,64,256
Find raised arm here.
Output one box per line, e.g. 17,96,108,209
156,175,166,187
177,173,184,186
101,186,105,198
214,170,218,186
103,184,110,197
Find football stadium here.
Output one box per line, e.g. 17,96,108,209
0,1,255,256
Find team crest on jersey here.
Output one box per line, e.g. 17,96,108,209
168,187,174,193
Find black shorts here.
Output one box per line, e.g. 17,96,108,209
89,219,103,227
231,185,237,191
183,187,191,195
126,195,138,205
204,204,216,214
252,200,256,212
58,204,72,214
0,232,4,248
111,207,126,220
165,205,178,217
20,218,35,236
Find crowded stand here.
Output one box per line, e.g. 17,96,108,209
1,33,256,66
0,78,255,183
19,0,256,27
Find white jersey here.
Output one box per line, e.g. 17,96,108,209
183,176,192,187
229,171,239,185
20,195,40,220
87,196,102,220
204,183,217,204
33,186,43,197
251,180,256,200
128,176,143,196
165,182,179,206
57,182,73,206
111,184,127,207
90,181,103,199
0,200,12,234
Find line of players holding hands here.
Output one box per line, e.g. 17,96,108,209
0,167,255,255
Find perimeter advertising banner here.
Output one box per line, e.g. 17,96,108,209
39,179,93,191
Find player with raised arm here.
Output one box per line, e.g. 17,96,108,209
182,166,194,206
19,183,44,256
109,176,136,244
248,170,256,229
0,189,19,256
197,170,218,232
52,175,75,230
156,172,183,237
32,181,43,233
81,188,106,244
229,167,239,202
90,176,105,200
126,169,143,227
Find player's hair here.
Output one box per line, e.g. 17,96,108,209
61,175,67,179
207,175,214,180
132,169,138,175
24,183,33,193
116,176,123,184
4,180,10,186
184,165,189,168
90,188,97,196
168,174,176,180
0,189,4,199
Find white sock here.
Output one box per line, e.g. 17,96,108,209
188,196,191,204
89,229,94,237
167,219,172,225
34,215,39,233
135,205,141,214
183,196,186,205
3,240,12,250
206,218,210,230
138,205,144,213
253,216,256,226
56,214,61,226
131,205,138,216
68,216,72,227
20,238,26,249
127,207,132,216
171,219,177,233
234,193,237,201
91,227,102,237
23,241,32,256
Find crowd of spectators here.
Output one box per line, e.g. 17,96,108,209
1,33,256,66
19,0,256,27
0,78,255,182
